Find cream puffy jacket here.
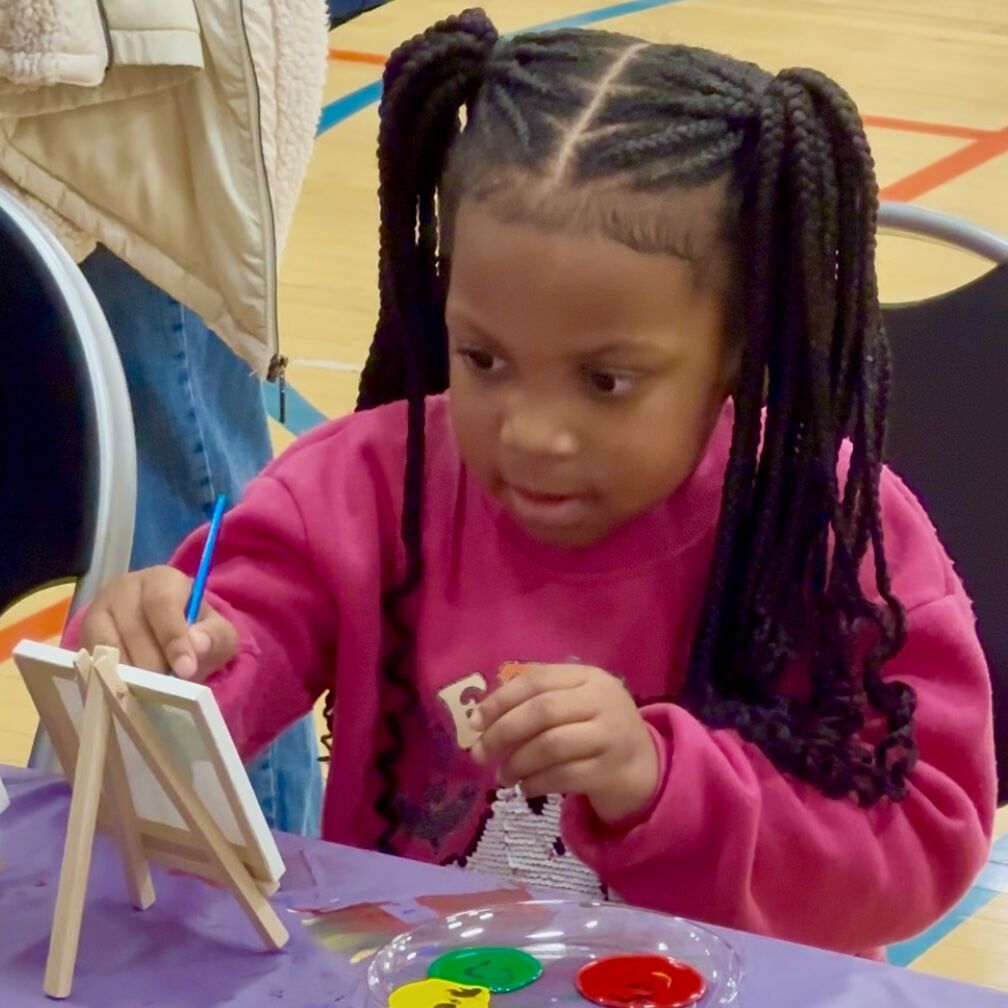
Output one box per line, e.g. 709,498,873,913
0,0,328,375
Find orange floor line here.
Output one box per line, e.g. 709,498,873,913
882,126,1008,202
0,599,70,663
328,49,388,66
863,114,991,141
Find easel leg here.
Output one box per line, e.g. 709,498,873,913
104,729,156,909
94,662,289,951
44,673,111,999
87,650,155,910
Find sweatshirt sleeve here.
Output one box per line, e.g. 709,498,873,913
61,404,409,765
169,473,338,760
561,587,996,954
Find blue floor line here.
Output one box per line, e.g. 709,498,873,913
888,884,1001,967
317,80,383,135
262,381,327,435
315,0,689,135
886,830,1008,966
521,0,691,34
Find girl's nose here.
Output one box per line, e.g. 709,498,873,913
500,400,578,458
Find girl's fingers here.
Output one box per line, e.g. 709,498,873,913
78,568,237,682
139,570,197,675
472,684,597,765
496,721,605,787
518,758,601,800
471,664,591,733
189,611,239,681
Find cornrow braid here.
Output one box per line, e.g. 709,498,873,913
346,8,916,852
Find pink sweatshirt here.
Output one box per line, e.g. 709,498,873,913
167,395,993,956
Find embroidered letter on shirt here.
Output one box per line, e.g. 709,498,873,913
436,672,488,749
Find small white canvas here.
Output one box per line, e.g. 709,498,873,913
0,773,9,816
13,639,284,885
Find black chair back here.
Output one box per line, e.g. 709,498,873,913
0,200,99,611
883,261,1008,803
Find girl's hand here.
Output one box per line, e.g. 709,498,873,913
470,664,659,824
80,566,238,681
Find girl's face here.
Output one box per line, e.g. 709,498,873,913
447,198,735,549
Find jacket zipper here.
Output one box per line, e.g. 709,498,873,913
236,0,286,422
95,1,114,73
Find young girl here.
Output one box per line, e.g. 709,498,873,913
79,9,995,958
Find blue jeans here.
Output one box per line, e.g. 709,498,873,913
81,246,323,837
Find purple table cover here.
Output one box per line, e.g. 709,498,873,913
1,767,1004,1007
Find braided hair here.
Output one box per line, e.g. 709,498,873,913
329,8,917,852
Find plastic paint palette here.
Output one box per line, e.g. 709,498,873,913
368,900,741,1006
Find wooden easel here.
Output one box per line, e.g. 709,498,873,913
45,647,289,999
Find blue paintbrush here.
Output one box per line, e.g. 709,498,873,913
185,494,228,624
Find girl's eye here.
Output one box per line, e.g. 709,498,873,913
460,349,505,374
585,370,635,397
